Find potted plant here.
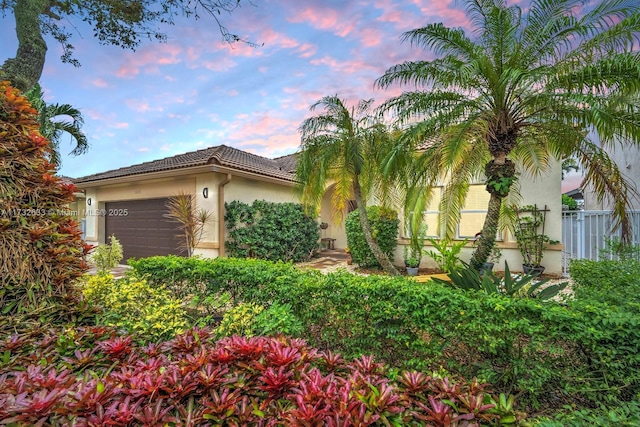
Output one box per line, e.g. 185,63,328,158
404,246,421,276
513,205,558,276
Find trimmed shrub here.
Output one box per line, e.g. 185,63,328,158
0,81,90,317
225,200,320,262
82,274,188,341
569,259,640,307
130,256,640,414
345,205,399,268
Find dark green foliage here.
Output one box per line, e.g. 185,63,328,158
345,205,399,268
569,259,640,308
131,255,640,414
434,261,568,301
561,194,578,210
535,401,640,426
225,200,320,262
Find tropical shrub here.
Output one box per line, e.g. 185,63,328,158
90,234,123,273
130,256,640,414
426,237,469,273
82,274,187,341
561,194,578,210
0,81,91,317
598,236,640,262
535,401,640,427
215,301,264,337
345,205,399,268
569,259,640,306
164,191,213,256
433,261,568,301
0,326,510,426
225,200,320,262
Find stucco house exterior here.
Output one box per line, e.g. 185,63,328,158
74,145,299,260
72,145,564,275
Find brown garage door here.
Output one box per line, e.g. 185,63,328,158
105,198,185,260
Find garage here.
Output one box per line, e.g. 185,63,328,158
104,198,185,260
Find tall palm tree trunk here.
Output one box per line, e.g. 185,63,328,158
470,191,503,269
353,178,399,276
470,158,515,269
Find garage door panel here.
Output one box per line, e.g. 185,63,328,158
105,198,185,260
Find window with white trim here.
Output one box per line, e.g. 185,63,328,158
457,184,502,240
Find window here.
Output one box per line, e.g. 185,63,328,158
405,187,441,238
404,185,497,240
458,184,492,239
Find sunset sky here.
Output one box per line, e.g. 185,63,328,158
0,0,582,191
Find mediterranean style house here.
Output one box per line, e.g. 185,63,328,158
73,145,299,260
72,145,565,274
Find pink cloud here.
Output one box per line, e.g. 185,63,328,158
296,43,317,58
199,57,237,72
114,43,184,79
124,99,164,113
310,56,378,75
287,6,357,38
359,28,384,47
91,78,109,88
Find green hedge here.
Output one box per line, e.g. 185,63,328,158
224,200,320,262
129,255,640,413
345,205,399,268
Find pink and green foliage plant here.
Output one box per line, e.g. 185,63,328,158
0,326,514,426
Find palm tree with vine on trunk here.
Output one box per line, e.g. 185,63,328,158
296,95,400,275
376,0,640,269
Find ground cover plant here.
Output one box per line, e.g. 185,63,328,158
0,326,512,426
130,256,640,417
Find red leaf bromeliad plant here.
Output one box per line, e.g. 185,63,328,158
0,326,521,426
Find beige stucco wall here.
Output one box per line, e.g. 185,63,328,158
391,159,564,275
319,184,348,250
80,171,298,259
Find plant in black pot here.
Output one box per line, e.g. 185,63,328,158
513,205,558,276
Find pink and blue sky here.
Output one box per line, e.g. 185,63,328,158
0,0,582,190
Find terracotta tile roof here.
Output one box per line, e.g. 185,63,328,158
74,145,296,183
273,153,299,173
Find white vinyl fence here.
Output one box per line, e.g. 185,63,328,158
561,210,640,276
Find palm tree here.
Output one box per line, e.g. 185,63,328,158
296,95,400,275
376,0,640,269
25,84,88,168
